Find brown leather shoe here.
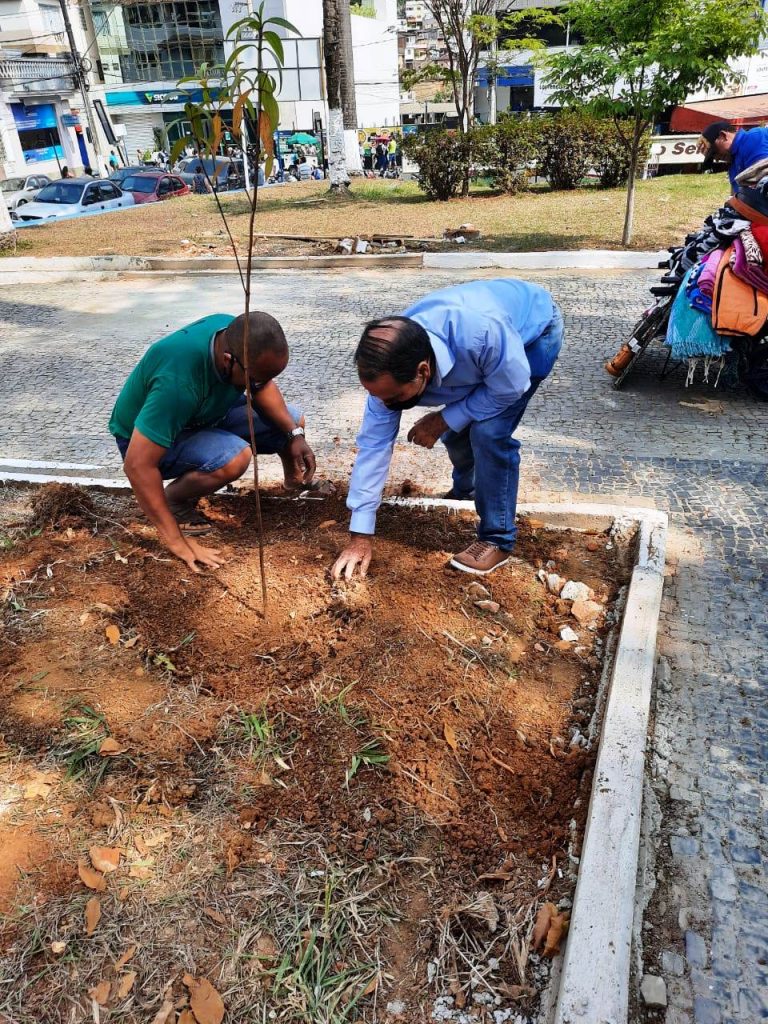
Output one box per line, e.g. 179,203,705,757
449,540,510,576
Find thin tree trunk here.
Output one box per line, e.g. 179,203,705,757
323,0,350,191
0,187,16,253
622,117,644,246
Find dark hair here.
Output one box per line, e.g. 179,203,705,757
195,164,203,173
354,316,432,383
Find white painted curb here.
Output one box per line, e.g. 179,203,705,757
424,249,666,271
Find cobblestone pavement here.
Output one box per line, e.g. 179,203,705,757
1,269,767,1022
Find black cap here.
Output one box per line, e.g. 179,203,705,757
700,121,735,169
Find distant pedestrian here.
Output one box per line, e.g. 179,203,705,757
61,165,70,179
363,141,373,173
108,149,119,171
84,165,95,177
136,147,143,164
375,142,388,176
192,165,211,194
388,136,397,168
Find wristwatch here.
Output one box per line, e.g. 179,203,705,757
288,426,305,440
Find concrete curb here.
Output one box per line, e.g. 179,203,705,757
389,496,668,1024
0,249,664,275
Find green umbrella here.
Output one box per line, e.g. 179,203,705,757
287,132,317,145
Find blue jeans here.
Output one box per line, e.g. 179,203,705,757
441,307,564,550
115,395,302,481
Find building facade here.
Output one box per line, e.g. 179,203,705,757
0,0,115,178
95,0,399,159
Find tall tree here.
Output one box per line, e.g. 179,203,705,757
424,0,496,134
0,189,15,254
323,0,351,190
542,0,768,245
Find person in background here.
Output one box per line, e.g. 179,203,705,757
61,165,70,179
376,142,388,176
387,135,398,169
363,140,373,174
192,164,211,195
698,121,768,190
136,147,143,164
83,166,95,177
108,150,119,171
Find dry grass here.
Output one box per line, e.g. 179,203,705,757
8,174,727,259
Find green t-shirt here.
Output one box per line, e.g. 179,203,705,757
108,313,242,449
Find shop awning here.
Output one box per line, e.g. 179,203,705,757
670,93,768,133
476,66,534,88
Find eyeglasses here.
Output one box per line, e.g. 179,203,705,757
229,350,265,393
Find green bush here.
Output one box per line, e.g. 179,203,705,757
480,115,542,194
591,120,651,188
536,111,594,190
402,130,478,201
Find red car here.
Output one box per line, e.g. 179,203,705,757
120,172,189,204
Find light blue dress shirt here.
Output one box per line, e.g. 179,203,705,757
347,278,555,534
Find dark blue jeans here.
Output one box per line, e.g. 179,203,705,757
441,307,564,550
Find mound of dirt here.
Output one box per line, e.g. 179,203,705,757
29,483,95,530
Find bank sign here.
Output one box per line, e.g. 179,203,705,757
650,135,704,165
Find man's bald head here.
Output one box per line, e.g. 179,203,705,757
354,316,432,383
224,311,288,365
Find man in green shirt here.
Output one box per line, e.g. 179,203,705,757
109,310,316,572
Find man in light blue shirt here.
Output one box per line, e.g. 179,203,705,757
332,278,563,578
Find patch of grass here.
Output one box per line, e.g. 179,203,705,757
316,680,366,730
346,738,390,787
7,173,729,258
53,702,111,786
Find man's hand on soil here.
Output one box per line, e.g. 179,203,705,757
167,536,224,572
408,411,447,450
332,535,373,580
284,436,317,487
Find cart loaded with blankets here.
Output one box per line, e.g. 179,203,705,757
605,160,768,398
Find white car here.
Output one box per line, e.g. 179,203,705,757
11,177,135,225
0,173,51,211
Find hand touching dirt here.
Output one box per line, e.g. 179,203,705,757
282,436,317,488
332,535,373,580
407,411,447,449
167,536,224,572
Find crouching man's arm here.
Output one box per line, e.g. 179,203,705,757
123,429,223,572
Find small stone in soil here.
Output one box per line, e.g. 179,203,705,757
474,599,500,613
560,580,593,602
560,626,579,642
640,974,667,1009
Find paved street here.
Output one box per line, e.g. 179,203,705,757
1,267,767,1022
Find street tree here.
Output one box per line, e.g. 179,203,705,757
0,188,15,253
323,0,353,191
542,0,768,245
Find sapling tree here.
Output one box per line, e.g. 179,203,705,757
171,2,298,612
541,0,768,245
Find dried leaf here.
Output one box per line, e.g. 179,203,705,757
183,975,225,1024
116,971,137,999
84,896,102,935
319,519,337,529
93,602,116,615
255,934,277,959
105,624,121,645
543,908,569,957
88,979,111,1005
178,1012,197,1024
78,858,106,892
143,831,170,849
79,611,90,625
532,902,556,951
51,940,67,954
134,835,149,857
128,863,153,880
98,737,126,757
203,907,227,925
90,846,121,873
115,945,137,970
23,780,52,801
123,635,140,649
150,998,176,1024
443,722,458,752
361,975,378,997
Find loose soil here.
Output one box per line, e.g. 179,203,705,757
0,486,631,1023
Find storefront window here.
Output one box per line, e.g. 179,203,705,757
11,103,63,164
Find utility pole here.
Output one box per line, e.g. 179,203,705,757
57,0,103,173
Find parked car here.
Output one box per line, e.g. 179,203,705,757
119,172,189,204
108,165,148,186
175,156,240,191
0,173,51,210
10,178,135,225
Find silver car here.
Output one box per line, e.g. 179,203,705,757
0,173,50,211
11,177,135,225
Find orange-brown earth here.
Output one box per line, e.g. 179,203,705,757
0,487,628,1023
